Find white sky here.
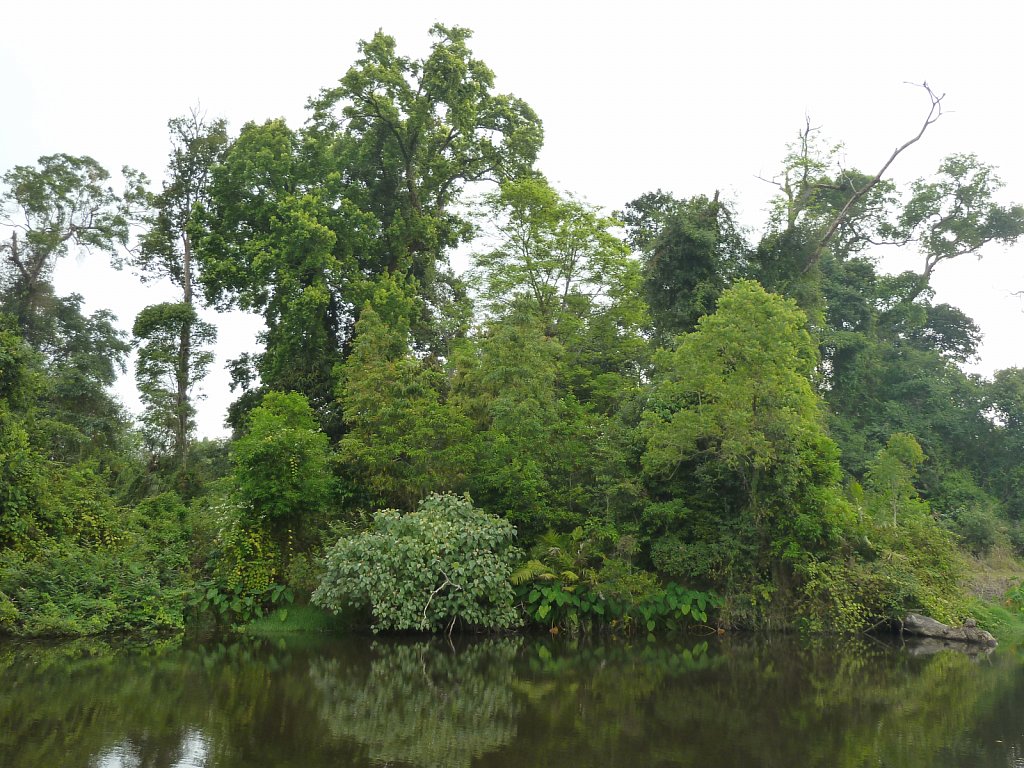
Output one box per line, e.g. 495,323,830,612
3,0,1023,436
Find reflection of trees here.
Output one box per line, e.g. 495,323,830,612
508,638,720,764
0,636,360,768
0,634,1023,767
641,638,1004,768
310,638,522,768
481,636,1024,768
0,638,194,768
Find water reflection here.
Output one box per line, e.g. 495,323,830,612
0,632,1021,767
311,639,521,768
95,729,208,768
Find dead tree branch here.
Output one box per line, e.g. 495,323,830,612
802,82,944,273
422,569,463,631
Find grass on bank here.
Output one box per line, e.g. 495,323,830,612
968,598,1024,645
961,545,1024,645
242,604,347,635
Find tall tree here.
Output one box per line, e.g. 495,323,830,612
748,113,1023,520
0,154,142,344
878,153,1024,303
0,156,140,467
132,303,216,460
472,178,630,327
199,26,543,434
473,178,649,411
753,86,944,307
752,126,899,316
754,102,1024,321
306,24,543,285
33,294,130,463
134,112,227,469
198,118,374,435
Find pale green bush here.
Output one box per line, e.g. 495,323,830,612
313,494,521,632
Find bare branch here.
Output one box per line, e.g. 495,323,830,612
755,172,785,190
802,82,944,273
422,569,463,629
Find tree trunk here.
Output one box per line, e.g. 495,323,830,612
177,233,193,473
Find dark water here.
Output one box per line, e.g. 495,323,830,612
1,631,1023,768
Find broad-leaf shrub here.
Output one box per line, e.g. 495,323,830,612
313,494,521,632
518,580,721,634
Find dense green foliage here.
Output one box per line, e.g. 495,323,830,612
1,25,1023,638
230,391,333,547
314,494,521,632
133,301,215,463
337,277,473,511
0,489,191,636
642,281,855,623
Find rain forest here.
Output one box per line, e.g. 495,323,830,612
4,23,1024,642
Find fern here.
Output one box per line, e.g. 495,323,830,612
511,559,557,586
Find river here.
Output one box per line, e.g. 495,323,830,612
0,631,1020,767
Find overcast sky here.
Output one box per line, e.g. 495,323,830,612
3,0,1023,436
